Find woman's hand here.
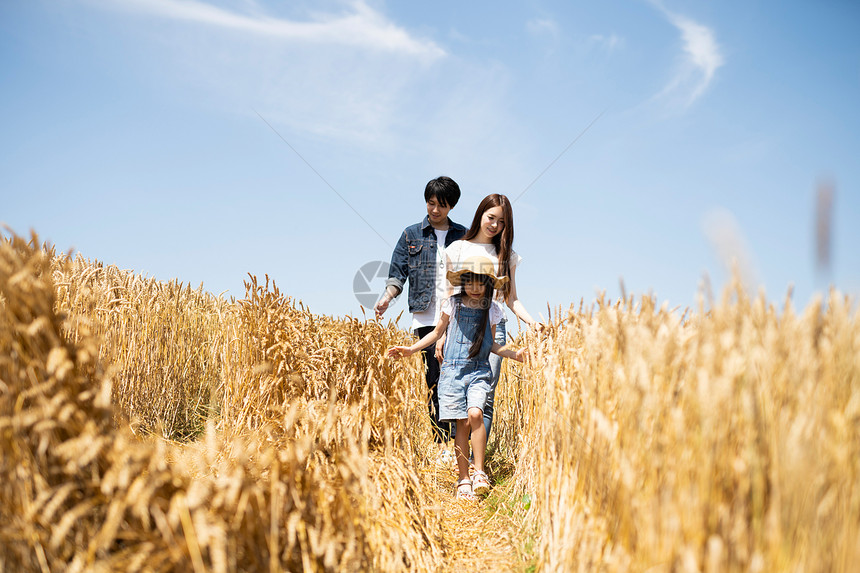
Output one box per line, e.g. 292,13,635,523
387,346,414,359
434,335,446,362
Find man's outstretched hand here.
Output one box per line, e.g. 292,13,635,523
374,296,391,320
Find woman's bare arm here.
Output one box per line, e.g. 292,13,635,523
505,263,541,328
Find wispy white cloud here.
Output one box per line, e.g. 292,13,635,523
81,0,534,190
588,33,622,54
83,0,453,145
527,18,559,39
526,17,560,54
650,3,724,107
97,0,445,59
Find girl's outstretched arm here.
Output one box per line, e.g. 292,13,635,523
490,341,529,363
387,313,450,359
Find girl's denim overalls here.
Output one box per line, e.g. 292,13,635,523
437,298,495,421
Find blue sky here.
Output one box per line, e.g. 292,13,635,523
2,0,859,328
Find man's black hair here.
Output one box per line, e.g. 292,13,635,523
424,176,461,208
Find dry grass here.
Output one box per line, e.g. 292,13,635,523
2,228,858,572
53,253,229,441
0,231,445,571
494,280,860,572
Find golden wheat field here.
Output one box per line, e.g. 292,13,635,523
1,229,858,572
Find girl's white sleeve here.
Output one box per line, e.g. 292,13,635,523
441,296,453,317
490,301,504,326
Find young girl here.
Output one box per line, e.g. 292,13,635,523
442,194,543,445
387,256,527,499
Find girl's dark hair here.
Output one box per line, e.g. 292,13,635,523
457,272,495,358
424,176,461,208
463,194,514,300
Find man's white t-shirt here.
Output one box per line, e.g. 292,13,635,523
411,228,449,330
445,240,522,303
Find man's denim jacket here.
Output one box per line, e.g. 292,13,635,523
386,216,467,313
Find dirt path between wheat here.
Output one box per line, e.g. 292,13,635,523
425,462,530,571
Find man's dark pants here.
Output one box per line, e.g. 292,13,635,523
414,325,451,443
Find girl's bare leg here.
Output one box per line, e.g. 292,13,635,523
454,418,471,481
468,407,486,473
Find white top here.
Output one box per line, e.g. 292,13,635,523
411,228,449,330
445,239,522,303
440,297,504,333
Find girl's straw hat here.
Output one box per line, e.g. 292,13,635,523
447,255,509,289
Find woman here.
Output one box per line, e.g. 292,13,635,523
440,194,542,442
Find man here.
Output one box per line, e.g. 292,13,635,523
375,176,466,461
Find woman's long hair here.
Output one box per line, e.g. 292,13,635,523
455,273,496,359
463,194,514,301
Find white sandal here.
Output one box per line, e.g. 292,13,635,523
472,470,490,496
436,448,456,468
456,478,477,500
